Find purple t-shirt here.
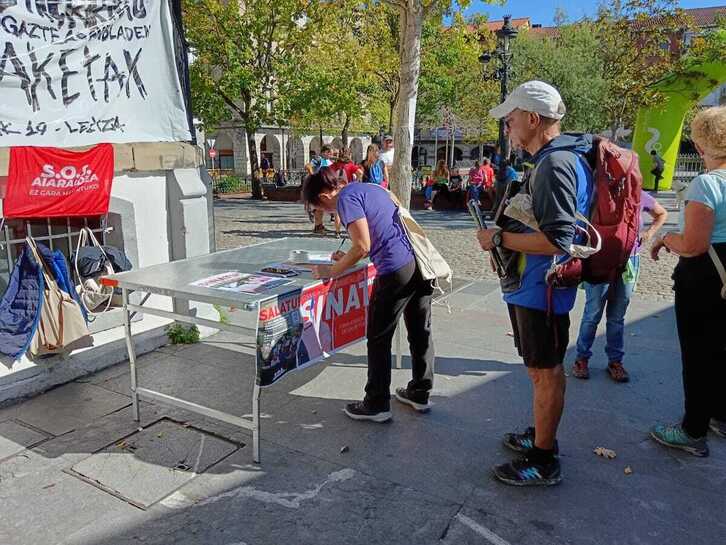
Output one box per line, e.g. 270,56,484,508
336,183,414,275
633,190,656,255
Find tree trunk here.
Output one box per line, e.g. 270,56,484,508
388,101,395,135
319,125,324,150
341,113,350,148
390,1,424,208
247,129,263,199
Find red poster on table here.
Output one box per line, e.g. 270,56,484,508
4,144,114,218
256,264,376,387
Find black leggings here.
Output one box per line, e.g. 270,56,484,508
673,249,726,438
364,259,435,406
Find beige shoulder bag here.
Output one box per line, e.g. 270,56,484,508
26,238,93,357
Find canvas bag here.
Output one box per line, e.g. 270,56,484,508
385,189,452,289
74,227,118,314
27,237,92,357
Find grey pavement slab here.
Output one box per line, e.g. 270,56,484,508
0,450,140,545
0,419,50,461
60,444,462,545
69,418,241,509
2,277,724,545
1,382,131,436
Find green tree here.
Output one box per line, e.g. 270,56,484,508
511,23,609,133
416,14,499,158
595,0,692,140
283,2,386,147
184,0,325,198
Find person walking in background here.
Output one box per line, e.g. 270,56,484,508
301,168,435,422
332,147,362,183
360,144,388,187
329,147,360,237
571,191,668,382
423,160,449,210
650,106,726,457
482,158,496,208
380,135,395,187
650,149,665,193
467,161,485,203
306,145,335,235
493,159,518,213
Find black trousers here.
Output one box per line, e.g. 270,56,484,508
365,259,435,407
674,252,726,438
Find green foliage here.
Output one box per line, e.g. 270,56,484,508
166,324,201,345
511,23,609,133
183,0,326,132
594,0,690,134
213,305,231,325
417,13,499,142
213,175,248,194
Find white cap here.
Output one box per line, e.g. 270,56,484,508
489,80,566,120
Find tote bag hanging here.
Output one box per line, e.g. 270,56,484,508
26,238,93,357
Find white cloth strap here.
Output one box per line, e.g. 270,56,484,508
708,245,726,300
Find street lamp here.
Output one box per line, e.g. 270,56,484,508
479,15,518,162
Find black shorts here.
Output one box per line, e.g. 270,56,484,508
507,304,570,369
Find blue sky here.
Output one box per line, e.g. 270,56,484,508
461,0,726,26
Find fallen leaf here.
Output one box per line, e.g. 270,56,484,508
593,446,617,459
624,466,633,475
339,445,349,454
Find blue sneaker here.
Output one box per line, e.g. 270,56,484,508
650,424,709,457
492,455,562,487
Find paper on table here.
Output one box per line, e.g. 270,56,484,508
289,251,333,265
191,272,292,293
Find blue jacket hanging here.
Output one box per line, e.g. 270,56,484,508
0,241,87,360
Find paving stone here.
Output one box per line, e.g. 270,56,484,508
69,418,241,509
0,420,50,461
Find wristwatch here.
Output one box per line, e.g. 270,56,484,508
492,231,504,249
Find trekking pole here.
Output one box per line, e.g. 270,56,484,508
468,199,506,276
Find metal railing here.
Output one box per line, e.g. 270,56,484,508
673,153,704,180
0,216,109,293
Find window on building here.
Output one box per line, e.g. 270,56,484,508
218,150,234,170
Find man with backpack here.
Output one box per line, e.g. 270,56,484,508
476,81,594,486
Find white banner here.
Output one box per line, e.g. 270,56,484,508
0,0,192,147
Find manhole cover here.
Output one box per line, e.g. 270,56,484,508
68,418,241,509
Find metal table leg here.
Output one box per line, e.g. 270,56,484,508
252,383,261,463
395,318,402,369
123,288,140,422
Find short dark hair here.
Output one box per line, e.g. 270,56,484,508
321,144,333,154
301,166,344,206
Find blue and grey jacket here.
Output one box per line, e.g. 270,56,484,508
499,133,595,314
0,242,85,359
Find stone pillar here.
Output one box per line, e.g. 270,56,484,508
166,168,211,315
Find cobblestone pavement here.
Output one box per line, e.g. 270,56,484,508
215,191,681,301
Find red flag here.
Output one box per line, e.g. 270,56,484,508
4,144,114,218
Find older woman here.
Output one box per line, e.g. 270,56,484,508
302,167,435,422
650,106,726,457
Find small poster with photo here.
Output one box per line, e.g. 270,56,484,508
191,272,292,294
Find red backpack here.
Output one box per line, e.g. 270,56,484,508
546,137,642,297
583,137,642,284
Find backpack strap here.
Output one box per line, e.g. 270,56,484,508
708,245,726,300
